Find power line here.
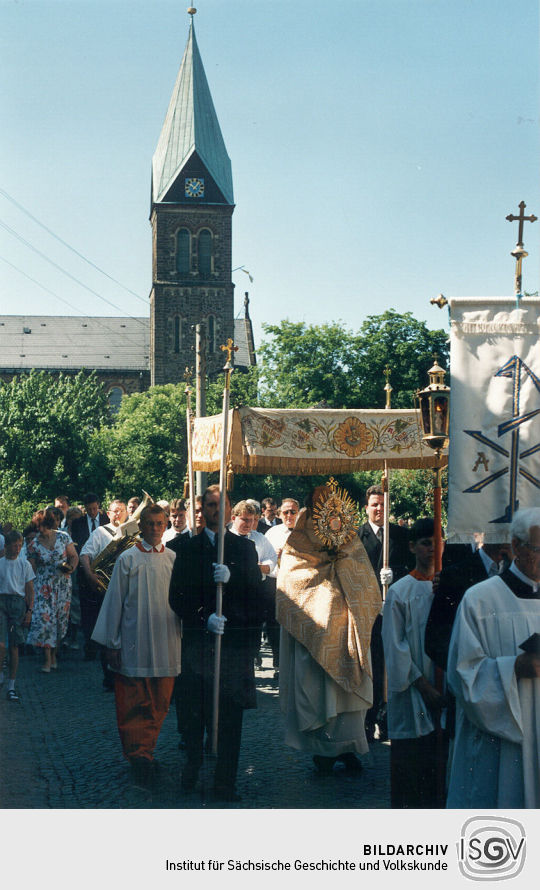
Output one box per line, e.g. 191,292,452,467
0,186,148,305
0,254,148,351
0,218,148,326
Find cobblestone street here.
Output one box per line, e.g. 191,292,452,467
1,643,390,809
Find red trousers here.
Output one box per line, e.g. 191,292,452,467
114,674,175,763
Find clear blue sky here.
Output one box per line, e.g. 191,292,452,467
2,0,538,350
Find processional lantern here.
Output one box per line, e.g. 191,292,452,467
417,358,450,455
417,356,450,806
416,356,450,577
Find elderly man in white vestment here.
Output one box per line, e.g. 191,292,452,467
92,505,181,789
446,507,540,808
277,484,381,775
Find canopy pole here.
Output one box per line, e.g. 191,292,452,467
211,339,237,756
184,369,196,532
381,366,393,602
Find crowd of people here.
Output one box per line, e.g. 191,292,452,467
1,486,539,807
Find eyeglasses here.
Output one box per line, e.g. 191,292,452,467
282,509,298,515
521,540,540,554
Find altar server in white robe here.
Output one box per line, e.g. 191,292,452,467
382,517,446,808
446,507,540,809
92,504,181,789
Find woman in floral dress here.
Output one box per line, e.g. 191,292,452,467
26,508,78,672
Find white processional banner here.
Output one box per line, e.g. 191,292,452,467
447,297,540,544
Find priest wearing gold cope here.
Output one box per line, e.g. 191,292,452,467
276,481,381,774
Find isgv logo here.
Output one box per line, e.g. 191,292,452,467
458,817,526,881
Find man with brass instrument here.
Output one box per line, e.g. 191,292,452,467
79,499,128,686
79,500,128,574
70,493,108,660
92,505,181,791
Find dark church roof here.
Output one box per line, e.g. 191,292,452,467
151,19,234,206
0,314,254,373
0,316,150,372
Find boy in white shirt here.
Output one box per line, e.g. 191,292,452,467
0,531,35,702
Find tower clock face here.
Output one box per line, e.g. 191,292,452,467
185,177,205,198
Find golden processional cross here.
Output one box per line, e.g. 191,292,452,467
221,337,238,368
506,200,537,302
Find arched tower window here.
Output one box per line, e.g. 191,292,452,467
176,229,191,276
173,316,190,353
107,385,125,415
207,314,216,354
198,229,213,277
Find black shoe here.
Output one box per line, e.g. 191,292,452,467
6,689,20,702
213,785,242,802
312,755,336,775
180,761,200,792
337,752,363,773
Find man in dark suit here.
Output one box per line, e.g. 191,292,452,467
169,485,262,802
256,497,282,535
70,493,108,659
358,484,411,742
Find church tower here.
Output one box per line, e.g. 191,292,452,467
150,10,234,385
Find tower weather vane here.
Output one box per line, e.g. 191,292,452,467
506,201,537,303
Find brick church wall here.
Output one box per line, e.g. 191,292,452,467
150,203,234,385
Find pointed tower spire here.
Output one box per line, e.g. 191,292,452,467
152,9,233,206
150,9,235,387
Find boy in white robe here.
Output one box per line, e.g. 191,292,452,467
382,517,446,807
446,507,540,808
92,505,181,789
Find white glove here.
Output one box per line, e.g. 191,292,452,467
207,612,227,635
380,567,393,587
213,562,231,584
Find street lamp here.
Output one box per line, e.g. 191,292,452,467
416,357,450,573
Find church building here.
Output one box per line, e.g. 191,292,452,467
0,13,255,407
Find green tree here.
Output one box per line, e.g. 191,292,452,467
0,370,110,526
258,320,359,408
103,384,188,501
257,312,449,410
355,467,448,525
352,310,449,408
206,366,260,414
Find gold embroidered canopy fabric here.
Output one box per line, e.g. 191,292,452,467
191,407,447,474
